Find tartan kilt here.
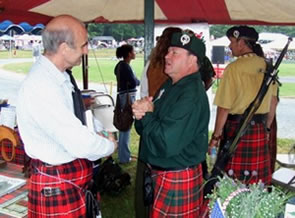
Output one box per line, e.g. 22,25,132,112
223,119,271,185
150,164,203,218
29,158,93,218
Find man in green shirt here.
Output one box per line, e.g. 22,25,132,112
132,31,209,217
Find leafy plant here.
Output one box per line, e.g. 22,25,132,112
207,175,292,218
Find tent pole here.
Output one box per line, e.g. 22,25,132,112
144,0,154,65
82,24,89,90
82,54,88,90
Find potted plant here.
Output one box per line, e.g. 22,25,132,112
206,175,292,218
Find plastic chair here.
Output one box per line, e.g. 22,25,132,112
272,144,295,192
272,167,295,192
90,93,118,133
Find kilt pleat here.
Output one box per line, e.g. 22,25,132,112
28,159,93,218
223,120,271,185
150,164,203,218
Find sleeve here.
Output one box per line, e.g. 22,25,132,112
136,94,203,158
23,80,114,161
214,64,238,109
121,63,140,88
140,61,150,98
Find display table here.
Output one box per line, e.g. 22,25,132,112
0,163,28,218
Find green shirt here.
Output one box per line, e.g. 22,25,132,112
135,72,209,169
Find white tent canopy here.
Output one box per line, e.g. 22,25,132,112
259,32,288,42
211,36,230,47
0,34,14,41
262,38,295,50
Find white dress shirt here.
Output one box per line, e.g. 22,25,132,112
16,55,114,165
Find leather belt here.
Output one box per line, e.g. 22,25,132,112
150,164,196,171
228,113,267,123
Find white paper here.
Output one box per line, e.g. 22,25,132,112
0,106,16,129
285,203,295,218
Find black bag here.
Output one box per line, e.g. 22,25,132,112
93,156,131,196
85,180,100,218
143,165,154,206
113,93,134,131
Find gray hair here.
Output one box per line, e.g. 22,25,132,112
42,28,75,54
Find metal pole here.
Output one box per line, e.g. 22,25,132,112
82,24,89,90
144,0,155,65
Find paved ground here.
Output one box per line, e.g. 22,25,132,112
0,58,295,139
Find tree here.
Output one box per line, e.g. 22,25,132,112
210,25,295,39
87,23,144,42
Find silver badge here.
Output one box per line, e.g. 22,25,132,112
233,30,240,38
180,34,190,46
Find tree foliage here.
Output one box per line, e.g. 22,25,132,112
87,23,295,41
210,25,295,39
88,23,144,41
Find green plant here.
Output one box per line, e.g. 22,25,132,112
207,176,292,218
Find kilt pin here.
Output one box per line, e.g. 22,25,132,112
223,119,271,185
150,164,203,218
28,158,93,217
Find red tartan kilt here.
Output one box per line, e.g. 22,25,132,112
151,164,203,218
0,138,26,165
223,120,271,185
29,159,93,218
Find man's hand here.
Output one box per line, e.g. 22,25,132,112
132,96,154,120
107,132,118,152
98,131,118,152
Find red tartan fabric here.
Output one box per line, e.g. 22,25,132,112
0,139,26,165
29,159,93,218
0,128,27,165
150,164,203,218
223,119,271,185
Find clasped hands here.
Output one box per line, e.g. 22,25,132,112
132,96,154,120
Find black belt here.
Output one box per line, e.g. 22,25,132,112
150,164,197,171
228,113,267,123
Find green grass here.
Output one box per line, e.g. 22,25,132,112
1,49,144,83
278,63,295,77
279,83,295,97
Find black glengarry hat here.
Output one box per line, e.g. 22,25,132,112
226,25,259,42
170,31,206,61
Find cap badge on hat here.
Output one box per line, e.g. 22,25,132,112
180,34,190,46
233,30,240,38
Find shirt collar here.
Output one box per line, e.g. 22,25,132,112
238,52,257,59
39,55,74,91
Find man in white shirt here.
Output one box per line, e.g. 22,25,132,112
17,15,116,217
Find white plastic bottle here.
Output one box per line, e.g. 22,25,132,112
210,146,217,166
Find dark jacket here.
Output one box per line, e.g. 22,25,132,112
114,61,140,93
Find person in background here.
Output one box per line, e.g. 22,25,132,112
209,25,277,185
133,31,209,217
114,44,140,164
16,15,116,217
199,56,216,179
140,27,182,98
